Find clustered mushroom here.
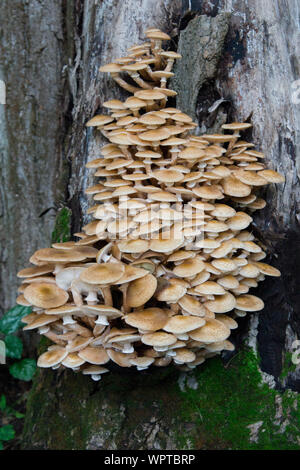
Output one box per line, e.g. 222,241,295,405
17,28,285,380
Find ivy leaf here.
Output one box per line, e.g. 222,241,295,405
5,335,23,359
0,395,6,411
0,306,32,335
9,359,37,382
0,425,15,441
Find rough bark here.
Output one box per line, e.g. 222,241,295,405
1,0,298,449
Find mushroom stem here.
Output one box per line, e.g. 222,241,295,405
101,286,113,306
111,73,140,93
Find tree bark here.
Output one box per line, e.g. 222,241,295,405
1,0,298,449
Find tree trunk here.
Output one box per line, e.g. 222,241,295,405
2,0,298,449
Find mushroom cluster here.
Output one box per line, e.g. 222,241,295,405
17,28,285,380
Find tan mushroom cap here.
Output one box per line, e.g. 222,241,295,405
178,295,207,317
222,176,251,197
86,115,114,127
78,347,109,365
33,248,88,263
150,235,183,253
125,308,168,331
253,262,281,277
107,349,136,367
139,127,171,142
156,279,186,303
141,331,177,347
189,318,231,343
135,89,166,100
127,273,157,308
258,169,285,183
222,122,252,131
173,348,196,364
152,169,184,183
215,314,238,330
116,265,148,284
129,357,154,368
217,275,239,289
17,264,54,278
82,365,109,375
193,186,223,200
204,292,236,313
24,283,68,309
23,313,60,330
164,315,205,334
66,336,93,353
80,262,125,284
194,281,225,295
236,294,264,312
118,239,149,253
38,347,68,368
62,353,86,369
173,257,205,277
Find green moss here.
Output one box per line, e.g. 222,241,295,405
22,347,300,450
51,207,71,243
175,348,300,450
280,352,297,381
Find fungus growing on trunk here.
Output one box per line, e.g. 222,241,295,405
17,28,285,378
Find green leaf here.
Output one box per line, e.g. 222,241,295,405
5,335,23,359
9,359,37,382
0,395,6,411
14,411,25,419
0,440,3,450
0,425,15,441
0,306,32,335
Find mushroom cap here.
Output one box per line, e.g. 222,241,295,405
24,283,68,309
62,353,86,368
215,314,238,330
174,348,196,363
164,315,205,334
204,292,236,313
178,295,207,317
78,347,109,365
222,176,251,197
139,127,171,142
222,122,252,131
258,169,285,183
82,365,109,375
189,318,231,343
156,279,186,303
124,308,168,331
150,235,183,253
141,331,177,347
173,257,205,277
194,281,226,295
107,349,136,367
236,294,264,312
17,264,54,278
129,357,154,368
116,265,148,284
80,262,125,284
86,115,114,127
23,313,59,330
38,347,68,368
34,248,88,263
253,262,281,277
126,273,157,308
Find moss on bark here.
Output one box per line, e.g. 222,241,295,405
22,349,300,450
